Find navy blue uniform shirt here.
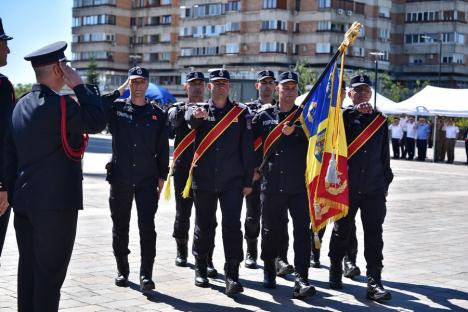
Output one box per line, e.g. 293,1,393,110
253,104,308,194
0,73,15,193
5,83,106,212
102,91,169,186
343,107,393,195
185,99,254,192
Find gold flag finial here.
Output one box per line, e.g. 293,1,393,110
339,22,362,53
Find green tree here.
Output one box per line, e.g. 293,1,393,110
294,59,318,94
86,58,99,86
14,83,33,99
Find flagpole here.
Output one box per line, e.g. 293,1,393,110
258,22,362,173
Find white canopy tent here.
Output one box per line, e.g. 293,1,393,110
391,86,468,117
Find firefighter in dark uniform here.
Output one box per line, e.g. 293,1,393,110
0,17,13,267
167,71,218,277
328,74,393,302
254,72,315,299
101,67,169,292
4,41,106,311
185,69,254,296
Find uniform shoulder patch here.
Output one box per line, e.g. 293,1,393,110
258,103,274,112
236,102,247,109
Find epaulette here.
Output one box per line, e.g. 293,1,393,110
150,101,165,113
235,102,247,109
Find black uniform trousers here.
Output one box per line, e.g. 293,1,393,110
14,209,78,312
391,139,400,159
172,172,194,240
416,139,427,161
192,188,243,261
329,193,386,275
244,181,261,240
400,131,407,158
0,207,11,259
261,191,311,272
406,138,415,160
109,180,158,259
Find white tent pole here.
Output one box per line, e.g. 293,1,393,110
433,115,437,162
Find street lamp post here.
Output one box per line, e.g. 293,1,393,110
422,35,442,87
369,51,385,109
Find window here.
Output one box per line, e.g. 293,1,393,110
316,42,331,54
73,0,116,7
179,27,192,37
161,15,171,25
160,52,171,61
180,48,192,57
160,33,171,42
260,42,285,53
261,20,286,31
147,16,159,26
72,51,112,61
456,33,465,44
226,1,240,12
226,43,240,54
149,35,160,43
161,0,171,5
263,0,277,9
317,21,331,31
180,7,191,18
226,22,240,32
319,0,330,8
352,47,365,57
379,7,390,18
74,15,115,26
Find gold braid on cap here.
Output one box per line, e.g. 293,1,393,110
339,22,362,53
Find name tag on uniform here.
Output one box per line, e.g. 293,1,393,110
263,120,278,126
117,111,132,120
206,116,216,122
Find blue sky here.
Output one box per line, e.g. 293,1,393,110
1,1,72,84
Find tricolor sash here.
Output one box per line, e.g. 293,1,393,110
162,129,196,200
262,111,297,157
347,114,386,159
253,136,263,152
182,105,245,198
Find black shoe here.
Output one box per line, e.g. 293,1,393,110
329,259,343,289
245,239,258,269
114,256,129,287
207,257,218,278
275,258,295,277
139,258,155,292
175,238,188,267
224,260,244,296
343,257,361,279
194,257,209,287
311,247,321,268
293,271,316,299
367,277,392,302
262,260,276,289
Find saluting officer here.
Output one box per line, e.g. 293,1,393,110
328,74,393,302
167,71,217,277
102,67,169,292
185,69,254,296
5,41,106,311
0,17,14,266
254,71,316,299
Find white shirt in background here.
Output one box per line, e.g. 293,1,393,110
389,124,404,139
443,125,459,139
406,122,417,138
399,118,408,132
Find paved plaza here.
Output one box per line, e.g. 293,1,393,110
0,135,468,311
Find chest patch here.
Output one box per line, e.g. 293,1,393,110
117,111,133,120
263,120,278,126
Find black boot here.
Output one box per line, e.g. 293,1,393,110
245,239,258,269
293,269,316,299
114,256,129,287
329,258,343,289
175,238,188,267
194,257,209,288
343,254,360,278
206,250,218,278
140,257,155,292
224,260,244,296
275,257,294,277
262,260,276,289
311,245,321,268
366,269,391,302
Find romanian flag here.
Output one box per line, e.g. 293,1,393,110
299,57,349,246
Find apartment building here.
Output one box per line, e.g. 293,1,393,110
71,0,468,100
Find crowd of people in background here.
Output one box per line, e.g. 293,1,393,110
388,114,467,164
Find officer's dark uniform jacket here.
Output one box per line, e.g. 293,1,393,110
185,98,254,191
253,104,307,194
343,107,393,195
168,102,194,176
0,73,15,194
5,84,106,212
102,91,169,186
